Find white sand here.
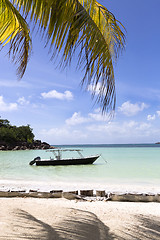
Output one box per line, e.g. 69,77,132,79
0,197,160,239
1,179,160,194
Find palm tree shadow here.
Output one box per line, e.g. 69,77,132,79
0,209,58,240
1,208,115,240
118,214,160,240
54,208,115,240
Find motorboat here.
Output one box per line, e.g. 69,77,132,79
29,149,100,166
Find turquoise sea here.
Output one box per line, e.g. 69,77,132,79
0,144,160,192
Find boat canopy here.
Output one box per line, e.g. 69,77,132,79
46,149,84,159
46,149,83,152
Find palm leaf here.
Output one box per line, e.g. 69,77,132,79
3,0,125,112
0,0,32,78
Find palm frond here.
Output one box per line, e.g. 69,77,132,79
4,0,125,112
0,0,32,78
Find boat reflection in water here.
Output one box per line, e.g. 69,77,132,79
29,149,100,166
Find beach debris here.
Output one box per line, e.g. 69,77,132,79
0,189,160,202
96,190,105,197
0,190,27,197
28,191,50,198
109,192,157,202
29,189,38,192
68,190,78,195
80,190,93,197
50,190,63,198
62,192,80,200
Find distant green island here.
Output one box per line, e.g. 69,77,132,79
0,119,52,150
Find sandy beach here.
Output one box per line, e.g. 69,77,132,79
1,179,160,195
0,197,160,239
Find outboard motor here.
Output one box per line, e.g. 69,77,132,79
29,156,41,165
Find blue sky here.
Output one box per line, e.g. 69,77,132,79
1,0,160,144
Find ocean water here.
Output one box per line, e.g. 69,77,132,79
0,144,160,192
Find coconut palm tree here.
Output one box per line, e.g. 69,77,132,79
0,0,125,112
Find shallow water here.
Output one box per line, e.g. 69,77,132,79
0,144,160,192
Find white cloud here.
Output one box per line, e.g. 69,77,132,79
39,127,87,144
157,111,160,117
65,109,111,126
0,96,17,111
0,79,30,88
88,108,110,122
41,90,73,100
87,120,151,134
127,120,138,128
41,127,69,137
86,120,152,143
87,121,137,134
35,108,160,144
65,112,90,125
17,97,29,105
36,117,159,144
136,122,151,130
147,114,156,121
118,101,148,116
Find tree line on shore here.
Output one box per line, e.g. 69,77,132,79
0,119,52,150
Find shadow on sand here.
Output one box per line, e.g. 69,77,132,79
0,208,114,240
117,214,160,240
1,207,160,239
